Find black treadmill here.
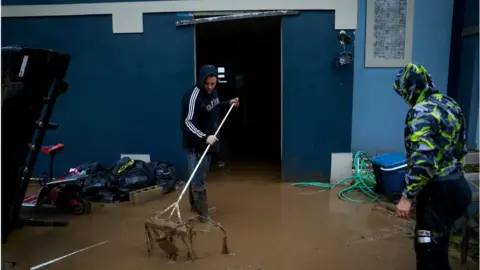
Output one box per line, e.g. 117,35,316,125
2,46,71,244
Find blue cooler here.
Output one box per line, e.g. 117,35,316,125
370,153,408,196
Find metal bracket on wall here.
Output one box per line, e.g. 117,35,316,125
176,10,299,27
462,25,479,37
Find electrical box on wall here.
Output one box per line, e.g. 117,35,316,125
217,66,227,83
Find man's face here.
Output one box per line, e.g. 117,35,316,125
203,76,217,93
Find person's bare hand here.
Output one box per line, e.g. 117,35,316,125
230,97,240,108
396,196,412,219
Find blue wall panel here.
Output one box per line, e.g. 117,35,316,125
282,11,354,182
464,0,479,28
457,35,479,148
2,14,194,176
457,0,480,148
446,0,479,149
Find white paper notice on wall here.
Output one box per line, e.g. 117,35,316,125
365,0,415,67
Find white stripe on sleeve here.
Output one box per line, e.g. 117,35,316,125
185,87,206,138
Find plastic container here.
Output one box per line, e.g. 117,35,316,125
370,153,408,196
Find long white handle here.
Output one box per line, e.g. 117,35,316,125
30,241,108,270
169,103,236,218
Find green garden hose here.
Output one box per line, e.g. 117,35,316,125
290,151,379,203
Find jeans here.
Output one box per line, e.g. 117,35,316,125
414,175,471,270
187,152,211,211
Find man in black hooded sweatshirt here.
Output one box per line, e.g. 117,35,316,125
181,64,239,222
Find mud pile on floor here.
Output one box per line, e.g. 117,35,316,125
70,157,180,202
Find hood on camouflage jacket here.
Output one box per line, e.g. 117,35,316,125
393,63,438,106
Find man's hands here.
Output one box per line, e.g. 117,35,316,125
396,196,412,219
206,135,218,146
230,97,240,108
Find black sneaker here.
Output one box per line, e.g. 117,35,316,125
218,161,226,169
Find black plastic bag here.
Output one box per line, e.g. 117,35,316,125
117,160,154,188
114,160,155,201
112,157,135,177
78,158,159,202
148,161,177,189
75,162,105,175
82,170,113,196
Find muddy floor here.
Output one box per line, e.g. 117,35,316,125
2,165,478,270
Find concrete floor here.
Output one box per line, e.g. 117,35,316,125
2,166,478,270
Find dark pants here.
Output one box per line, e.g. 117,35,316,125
414,175,471,270
187,152,211,215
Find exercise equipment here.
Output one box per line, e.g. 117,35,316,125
2,46,71,244
22,143,91,215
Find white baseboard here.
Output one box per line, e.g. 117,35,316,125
330,152,353,185
120,154,151,163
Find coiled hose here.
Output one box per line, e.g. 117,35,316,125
290,151,379,203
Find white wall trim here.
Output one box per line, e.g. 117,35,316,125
2,0,357,34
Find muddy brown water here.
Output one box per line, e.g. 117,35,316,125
3,166,478,270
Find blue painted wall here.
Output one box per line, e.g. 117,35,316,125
457,36,479,149
282,11,353,182
456,0,479,148
352,0,454,154
2,10,354,181
2,14,195,176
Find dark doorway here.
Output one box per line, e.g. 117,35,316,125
195,16,282,172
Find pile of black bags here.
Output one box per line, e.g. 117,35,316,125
76,157,178,202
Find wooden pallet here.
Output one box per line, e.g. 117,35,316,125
129,185,164,205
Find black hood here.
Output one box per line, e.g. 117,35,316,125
197,64,217,91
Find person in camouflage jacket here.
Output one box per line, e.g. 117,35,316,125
393,63,472,269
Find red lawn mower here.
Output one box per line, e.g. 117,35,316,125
22,143,91,215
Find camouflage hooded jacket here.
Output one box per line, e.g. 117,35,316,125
393,63,468,200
